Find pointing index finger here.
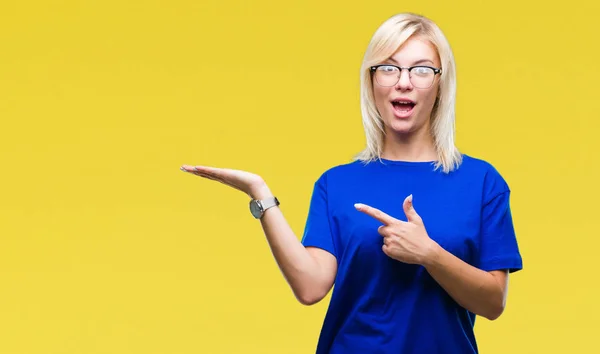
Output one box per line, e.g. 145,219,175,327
354,203,396,225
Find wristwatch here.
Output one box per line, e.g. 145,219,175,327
249,196,280,219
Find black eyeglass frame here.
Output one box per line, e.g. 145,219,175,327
369,64,442,88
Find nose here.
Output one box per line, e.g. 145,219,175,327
395,68,413,91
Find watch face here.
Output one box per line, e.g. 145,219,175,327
249,200,262,218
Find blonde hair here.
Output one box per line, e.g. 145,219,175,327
354,13,462,173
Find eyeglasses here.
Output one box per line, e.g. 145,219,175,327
370,64,442,89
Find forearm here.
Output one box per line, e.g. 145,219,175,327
423,243,506,320
253,187,328,304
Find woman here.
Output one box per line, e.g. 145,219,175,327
181,12,522,354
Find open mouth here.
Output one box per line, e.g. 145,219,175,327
391,99,416,115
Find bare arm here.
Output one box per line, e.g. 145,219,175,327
424,246,509,320
253,185,337,305
181,165,337,305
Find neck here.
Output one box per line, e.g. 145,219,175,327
381,127,437,162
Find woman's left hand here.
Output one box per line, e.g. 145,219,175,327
354,195,439,265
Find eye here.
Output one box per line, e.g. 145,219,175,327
412,66,433,76
378,65,399,74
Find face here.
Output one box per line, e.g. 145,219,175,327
372,36,441,136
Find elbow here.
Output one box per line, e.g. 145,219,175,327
295,288,328,306
483,301,506,321
296,295,323,306
297,296,321,306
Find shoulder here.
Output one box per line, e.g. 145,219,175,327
458,153,511,200
309,160,369,189
458,154,499,173
315,160,367,179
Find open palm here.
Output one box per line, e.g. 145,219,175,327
180,165,267,198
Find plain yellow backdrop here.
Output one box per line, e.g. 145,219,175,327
1,0,599,353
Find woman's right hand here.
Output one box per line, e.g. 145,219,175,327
181,164,337,305
180,165,272,200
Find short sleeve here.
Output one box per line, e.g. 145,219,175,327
478,177,523,273
300,173,337,259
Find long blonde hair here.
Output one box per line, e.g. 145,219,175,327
354,13,462,173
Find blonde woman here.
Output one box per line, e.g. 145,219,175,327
181,13,522,354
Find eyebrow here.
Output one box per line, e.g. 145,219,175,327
385,58,435,66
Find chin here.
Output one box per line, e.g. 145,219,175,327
387,118,416,134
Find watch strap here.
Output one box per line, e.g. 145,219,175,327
260,197,280,211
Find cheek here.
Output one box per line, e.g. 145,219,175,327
373,86,391,113
417,87,439,113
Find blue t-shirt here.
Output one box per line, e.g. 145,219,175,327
300,154,523,354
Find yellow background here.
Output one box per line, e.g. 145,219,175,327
1,0,598,353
